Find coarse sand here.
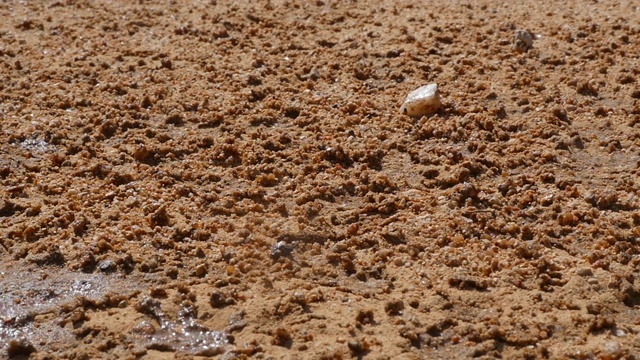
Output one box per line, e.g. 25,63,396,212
1,0,640,358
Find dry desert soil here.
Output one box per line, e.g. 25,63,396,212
1,0,640,359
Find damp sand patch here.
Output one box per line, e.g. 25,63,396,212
0,262,144,355
131,296,230,356
0,262,233,357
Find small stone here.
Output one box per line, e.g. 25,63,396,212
195,263,208,277
210,290,235,308
210,290,227,308
400,83,442,117
98,259,116,273
271,241,295,259
513,30,534,53
614,328,627,337
576,268,593,277
602,340,621,357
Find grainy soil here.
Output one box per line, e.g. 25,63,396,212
1,0,640,359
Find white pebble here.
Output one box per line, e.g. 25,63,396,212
614,328,627,337
603,340,621,355
400,83,442,117
513,30,534,53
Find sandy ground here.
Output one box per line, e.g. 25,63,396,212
1,0,640,359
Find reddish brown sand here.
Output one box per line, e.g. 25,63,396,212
1,0,640,359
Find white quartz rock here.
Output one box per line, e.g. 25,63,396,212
400,83,441,117
513,30,534,53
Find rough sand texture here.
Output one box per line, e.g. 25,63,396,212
1,0,640,359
